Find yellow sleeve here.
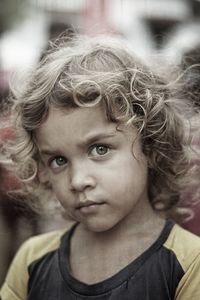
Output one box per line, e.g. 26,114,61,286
175,252,200,300
0,228,66,300
0,240,30,300
164,224,200,300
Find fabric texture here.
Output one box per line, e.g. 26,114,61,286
1,220,200,299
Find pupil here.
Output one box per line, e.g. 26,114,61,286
97,146,107,155
57,157,64,165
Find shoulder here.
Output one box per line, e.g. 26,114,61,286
0,226,71,300
22,227,67,265
164,223,200,299
164,223,200,271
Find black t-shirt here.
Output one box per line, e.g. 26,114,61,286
1,220,200,299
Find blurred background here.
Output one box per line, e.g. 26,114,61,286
1,0,200,286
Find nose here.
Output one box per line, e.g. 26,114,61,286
70,163,96,192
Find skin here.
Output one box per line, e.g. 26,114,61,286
36,104,165,283
36,104,150,230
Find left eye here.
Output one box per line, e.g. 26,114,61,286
49,156,67,169
90,145,109,156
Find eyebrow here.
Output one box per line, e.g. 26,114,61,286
40,131,118,156
81,131,117,146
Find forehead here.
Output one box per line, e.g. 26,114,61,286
35,105,117,146
35,105,139,151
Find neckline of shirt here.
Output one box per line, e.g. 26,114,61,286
58,219,174,296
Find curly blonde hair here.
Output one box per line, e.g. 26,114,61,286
6,35,198,218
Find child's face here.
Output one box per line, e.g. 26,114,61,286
36,105,149,233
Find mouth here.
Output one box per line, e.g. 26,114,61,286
76,200,105,214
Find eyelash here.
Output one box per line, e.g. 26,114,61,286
48,156,67,169
47,144,112,170
89,144,111,157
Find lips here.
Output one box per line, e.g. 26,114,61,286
76,200,105,214
77,200,99,209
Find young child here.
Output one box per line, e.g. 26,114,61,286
1,35,200,300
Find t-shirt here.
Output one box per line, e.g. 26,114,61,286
1,220,200,299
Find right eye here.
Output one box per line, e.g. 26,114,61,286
49,156,67,169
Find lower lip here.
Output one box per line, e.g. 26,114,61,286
79,203,104,214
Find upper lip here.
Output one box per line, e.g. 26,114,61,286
76,200,104,209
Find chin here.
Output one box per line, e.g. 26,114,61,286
83,220,117,233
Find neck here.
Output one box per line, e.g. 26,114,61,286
76,197,165,245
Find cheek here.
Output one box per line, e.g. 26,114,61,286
107,157,147,194
107,153,147,180
49,176,69,202
38,167,50,185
